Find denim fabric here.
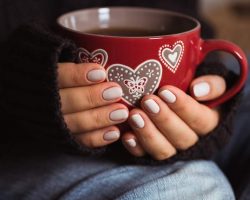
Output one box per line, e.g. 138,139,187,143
0,152,234,200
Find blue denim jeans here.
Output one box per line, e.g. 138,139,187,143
0,152,234,200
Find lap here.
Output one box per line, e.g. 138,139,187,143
115,161,234,200
0,152,234,200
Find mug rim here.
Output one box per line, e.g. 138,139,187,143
57,7,201,39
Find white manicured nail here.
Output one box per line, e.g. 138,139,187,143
131,114,145,128
144,99,160,114
126,139,137,148
110,109,129,121
103,87,123,100
160,90,176,103
87,69,106,82
103,131,120,141
193,82,210,97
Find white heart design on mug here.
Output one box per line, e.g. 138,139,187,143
107,60,162,106
168,52,178,63
159,41,184,73
77,48,108,67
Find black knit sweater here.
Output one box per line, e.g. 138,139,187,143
0,0,241,165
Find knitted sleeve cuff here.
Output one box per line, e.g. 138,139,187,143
0,22,105,154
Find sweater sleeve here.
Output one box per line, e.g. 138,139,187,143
0,23,106,154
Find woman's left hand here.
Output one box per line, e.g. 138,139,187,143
122,75,226,160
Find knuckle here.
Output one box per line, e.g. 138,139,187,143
174,95,191,112
154,153,168,161
141,131,155,141
174,137,198,150
74,117,88,133
81,109,112,133
87,137,98,149
174,140,190,150
79,135,97,149
189,116,211,134
92,110,108,128
157,114,172,125
153,149,176,161
86,88,98,107
75,113,98,133
189,117,203,129
71,65,83,85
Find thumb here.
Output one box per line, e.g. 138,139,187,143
190,75,226,101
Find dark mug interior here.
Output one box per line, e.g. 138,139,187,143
57,7,199,37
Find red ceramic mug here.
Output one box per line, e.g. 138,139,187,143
57,7,248,108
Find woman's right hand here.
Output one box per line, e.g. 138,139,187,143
58,63,128,148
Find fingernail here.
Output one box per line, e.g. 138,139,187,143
110,109,129,121
125,139,137,148
103,130,120,141
131,114,145,128
103,87,123,101
159,89,176,103
87,69,106,82
144,99,160,114
193,82,210,97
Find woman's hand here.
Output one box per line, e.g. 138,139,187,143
58,63,129,148
122,75,226,160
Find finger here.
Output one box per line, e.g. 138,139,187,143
189,75,226,101
74,126,120,148
60,82,123,114
58,62,106,88
141,95,198,150
128,109,176,161
159,86,219,135
64,103,128,133
122,132,145,157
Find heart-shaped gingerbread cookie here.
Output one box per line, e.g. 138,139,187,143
107,60,162,106
159,41,184,73
77,48,108,67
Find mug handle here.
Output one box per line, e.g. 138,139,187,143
198,39,248,108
